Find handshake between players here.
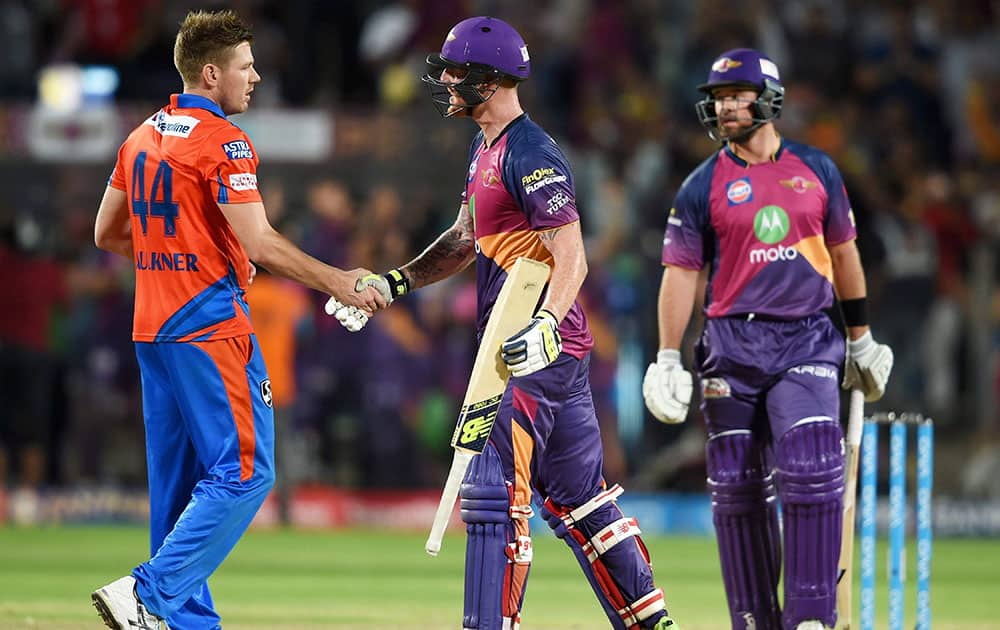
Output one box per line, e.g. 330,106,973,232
322,269,401,332
325,267,563,379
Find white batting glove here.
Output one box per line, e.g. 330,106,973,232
500,309,562,378
643,349,694,424
355,268,409,304
842,331,894,402
324,297,369,332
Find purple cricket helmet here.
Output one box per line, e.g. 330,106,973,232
422,16,530,117
695,48,785,142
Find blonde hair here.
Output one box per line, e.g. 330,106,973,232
173,10,254,87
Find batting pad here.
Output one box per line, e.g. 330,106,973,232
706,430,783,630
541,485,667,629
776,419,844,629
460,445,528,630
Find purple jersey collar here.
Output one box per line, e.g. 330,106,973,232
723,135,787,167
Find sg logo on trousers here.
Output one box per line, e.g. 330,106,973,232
260,379,273,408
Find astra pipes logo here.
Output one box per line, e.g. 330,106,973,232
749,205,798,263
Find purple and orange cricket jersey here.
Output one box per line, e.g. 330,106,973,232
463,113,594,359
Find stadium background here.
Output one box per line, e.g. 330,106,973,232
2,1,1000,535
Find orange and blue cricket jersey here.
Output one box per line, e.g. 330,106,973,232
108,93,275,629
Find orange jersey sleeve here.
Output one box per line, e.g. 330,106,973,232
112,94,262,342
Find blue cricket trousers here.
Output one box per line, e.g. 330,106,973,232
132,335,275,629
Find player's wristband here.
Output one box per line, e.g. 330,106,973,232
384,268,410,298
841,297,869,327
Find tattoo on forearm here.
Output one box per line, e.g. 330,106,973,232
538,227,561,241
406,220,475,286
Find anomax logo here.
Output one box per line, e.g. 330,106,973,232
749,205,798,263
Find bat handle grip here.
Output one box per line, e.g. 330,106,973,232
846,388,865,446
425,450,474,556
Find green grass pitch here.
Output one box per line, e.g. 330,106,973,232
0,526,997,629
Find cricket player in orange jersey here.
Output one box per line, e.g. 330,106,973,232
91,10,384,630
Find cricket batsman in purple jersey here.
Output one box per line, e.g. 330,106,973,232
336,16,678,630
642,49,894,630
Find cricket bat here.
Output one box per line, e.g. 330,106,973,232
425,257,550,556
836,388,865,629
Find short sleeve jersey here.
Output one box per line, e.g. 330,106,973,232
463,114,593,357
109,94,262,342
661,139,856,319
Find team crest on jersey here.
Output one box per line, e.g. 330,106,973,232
779,176,817,194
260,379,273,408
727,178,753,205
481,167,500,187
221,140,254,160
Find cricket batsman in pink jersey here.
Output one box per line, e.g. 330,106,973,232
643,49,894,630
337,16,679,630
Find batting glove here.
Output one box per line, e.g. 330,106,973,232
842,331,894,402
642,349,693,424
324,297,369,332
356,268,409,304
500,309,562,378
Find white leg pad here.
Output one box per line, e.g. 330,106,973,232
583,517,641,561
618,587,666,626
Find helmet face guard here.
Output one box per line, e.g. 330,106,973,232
421,56,503,117
696,78,784,142
695,48,784,142
422,16,529,118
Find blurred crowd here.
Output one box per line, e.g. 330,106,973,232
2,0,1000,500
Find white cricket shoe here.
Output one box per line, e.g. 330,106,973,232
795,621,829,630
92,575,165,630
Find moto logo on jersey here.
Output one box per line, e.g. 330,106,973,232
222,140,254,160
260,379,273,408
727,178,753,205
753,205,789,243
749,205,797,263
